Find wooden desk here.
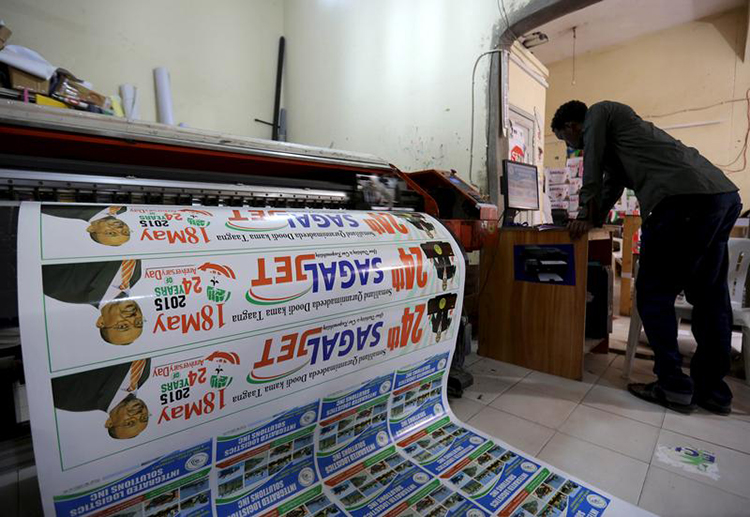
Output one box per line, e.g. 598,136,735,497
478,227,612,380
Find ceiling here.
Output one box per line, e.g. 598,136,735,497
528,0,746,64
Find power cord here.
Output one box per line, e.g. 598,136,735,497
544,90,750,174
467,0,519,189
642,96,748,119
717,88,750,174
468,49,503,188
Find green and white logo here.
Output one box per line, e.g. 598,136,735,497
656,445,719,480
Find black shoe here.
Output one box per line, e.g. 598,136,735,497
627,382,696,414
694,394,732,416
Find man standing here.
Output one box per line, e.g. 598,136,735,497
551,100,741,415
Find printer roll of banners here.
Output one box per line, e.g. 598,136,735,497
19,203,623,517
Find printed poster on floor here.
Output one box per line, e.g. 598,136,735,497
17,203,637,517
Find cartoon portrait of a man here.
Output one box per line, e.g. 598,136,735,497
52,359,151,440
394,212,436,238
43,259,143,346
43,205,131,246
427,294,458,342
420,241,456,291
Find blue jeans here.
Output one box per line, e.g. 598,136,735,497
636,191,741,404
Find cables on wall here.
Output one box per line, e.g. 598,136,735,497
544,91,750,174
497,0,518,41
716,88,750,174
641,97,747,119
637,89,750,174
467,0,519,188
468,49,503,188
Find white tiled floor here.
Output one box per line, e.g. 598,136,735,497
559,404,660,462
662,409,750,455
466,405,555,456
537,431,650,504
638,466,750,517
450,345,750,516
491,383,579,428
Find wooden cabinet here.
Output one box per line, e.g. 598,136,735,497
478,227,612,380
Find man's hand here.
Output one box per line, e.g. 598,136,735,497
567,219,593,239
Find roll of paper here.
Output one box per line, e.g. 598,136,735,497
278,107,287,142
153,67,174,125
18,203,645,517
118,83,139,120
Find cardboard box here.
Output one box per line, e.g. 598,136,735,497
566,156,584,178
53,75,107,108
566,165,581,179
548,184,570,201
9,66,49,95
569,177,583,194
0,24,11,50
546,168,569,185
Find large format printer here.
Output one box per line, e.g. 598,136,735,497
0,101,498,439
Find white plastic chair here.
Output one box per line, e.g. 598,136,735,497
624,238,750,385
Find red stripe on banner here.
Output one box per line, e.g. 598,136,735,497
325,462,365,487
383,501,410,517
91,494,145,517
397,429,428,447
320,406,359,427
393,380,422,396
498,490,529,516
216,442,271,468
440,456,472,479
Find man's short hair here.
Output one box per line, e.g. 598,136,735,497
551,100,588,131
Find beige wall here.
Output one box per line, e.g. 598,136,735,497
544,8,750,204
283,0,505,191
3,0,549,190
2,0,284,138
508,43,549,170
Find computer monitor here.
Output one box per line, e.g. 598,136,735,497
502,160,540,212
